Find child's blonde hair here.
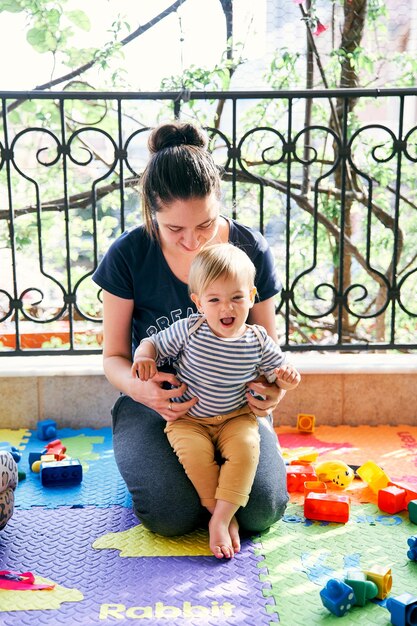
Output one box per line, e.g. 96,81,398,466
188,243,256,296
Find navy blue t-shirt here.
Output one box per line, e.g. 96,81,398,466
92,217,281,355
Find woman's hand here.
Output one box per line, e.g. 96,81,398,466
128,370,198,422
245,375,285,417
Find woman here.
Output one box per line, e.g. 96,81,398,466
92,120,289,544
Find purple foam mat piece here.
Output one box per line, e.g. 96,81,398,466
15,428,132,509
0,506,273,626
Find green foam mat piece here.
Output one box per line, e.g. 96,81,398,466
256,502,417,625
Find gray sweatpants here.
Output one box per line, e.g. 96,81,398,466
112,394,289,536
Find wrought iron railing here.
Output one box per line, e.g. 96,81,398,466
1,88,417,355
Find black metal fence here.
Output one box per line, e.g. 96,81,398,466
2,88,417,355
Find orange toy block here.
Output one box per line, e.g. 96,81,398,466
304,492,350,523
304,480,327,497
297,413,316,433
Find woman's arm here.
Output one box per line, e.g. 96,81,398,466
102,290,197,420
246,296,286,415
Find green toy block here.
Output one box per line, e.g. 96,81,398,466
409,499,417,524
344,570,378,606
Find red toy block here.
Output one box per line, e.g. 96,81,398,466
286,464,317,492
304,492,350,523
388,481,417,506
378,485,407,514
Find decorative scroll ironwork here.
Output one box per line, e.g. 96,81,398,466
1,88,417,355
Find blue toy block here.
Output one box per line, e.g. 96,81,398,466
386,592,417,626
28,451,43,470
10,446,21,463
37,419,57,441
40,459,83,487
409,500,417,525
407,536,417,562
319,579,356,617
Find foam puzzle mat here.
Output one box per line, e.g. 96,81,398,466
0,424,416,625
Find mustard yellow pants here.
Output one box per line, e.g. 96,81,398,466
164,405,260,508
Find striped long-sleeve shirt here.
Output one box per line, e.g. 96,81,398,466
143,314,286,418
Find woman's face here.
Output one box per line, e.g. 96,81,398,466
156,194,221,255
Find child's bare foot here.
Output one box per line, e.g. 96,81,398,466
229,515,240,554
209,516,234,559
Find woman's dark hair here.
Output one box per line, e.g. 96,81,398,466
141,121,222,235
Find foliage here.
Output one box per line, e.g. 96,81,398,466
1,0,417,352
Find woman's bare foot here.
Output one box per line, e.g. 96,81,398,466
229,515,240,554
208,516,234,559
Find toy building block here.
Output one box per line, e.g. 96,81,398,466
28,452,42,471
407,536,417,561
304,480,327,497
357,461,390,494
363,565,392,600
45,440,67,461
319,579,356,617
37,419,57,441
378,485,407,514
286,464,317,492
344,569,378,606
40,459,82,487
409,500,417,524
386,592,417,626
304,492,350,523
315,460,355,489
297,413,316,433
10,446,22,463
388,482,417,507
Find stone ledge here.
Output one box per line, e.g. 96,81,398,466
1,352,417,377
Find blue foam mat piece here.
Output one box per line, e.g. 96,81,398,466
14,428,132,509
0,506,274,626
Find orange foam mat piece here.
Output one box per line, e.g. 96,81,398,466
276,424,417,505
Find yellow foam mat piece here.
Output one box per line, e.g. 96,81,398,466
0,577,84,611
0,429,31,450
93,524,212,557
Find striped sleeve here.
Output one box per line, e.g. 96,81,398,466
143,318,190,365
257,328,287,381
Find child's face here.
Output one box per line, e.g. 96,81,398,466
191,274,256,338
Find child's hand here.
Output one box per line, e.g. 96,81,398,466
131,357,157,381
275,364,301,390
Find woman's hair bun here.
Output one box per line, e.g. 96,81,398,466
148,121,208,153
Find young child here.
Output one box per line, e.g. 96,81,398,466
132,243,300,559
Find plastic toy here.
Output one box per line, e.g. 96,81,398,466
297,413,315,433
0,570,55,591
36,419,57,441
304,480,327,497
344,569,378,606
409,500,417,525
282,447,319,464
363,565,392,599
314,460,355,489
286,464,317,492
319,579,356,617
9,446,21,463
45,439,67,461
388,482,417,507
407,536,417,561
357,461,390,494
29,451,42,471
378,485,407,514
304,492,350,523
386,592,417,626
40,459,82,487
